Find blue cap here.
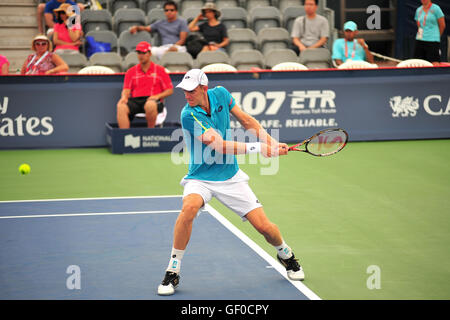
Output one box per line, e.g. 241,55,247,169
343,21,357,31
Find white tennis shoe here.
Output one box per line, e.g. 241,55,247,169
277,253,305,281
157,271,180,296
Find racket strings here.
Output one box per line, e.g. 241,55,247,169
307,132,347,156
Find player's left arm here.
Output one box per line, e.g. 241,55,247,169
230,104,288,155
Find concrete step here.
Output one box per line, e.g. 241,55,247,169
0,0,36,5
1,48,33,73
0,26,38,38
0,14,37,28
0,4,36,15
0,37,31,47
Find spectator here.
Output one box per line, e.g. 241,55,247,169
117,42,174,129
291,0,329,55
414,0,446,65
0,55,9,75
43,0,84,37
129,1,189,60
52,2,83,53
332,21,374,66
188,3,229,53
37,0,51,35
21,35,68,75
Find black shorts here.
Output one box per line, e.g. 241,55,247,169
127,96,164,121
414,40,441,63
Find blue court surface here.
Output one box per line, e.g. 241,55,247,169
0,196,320,300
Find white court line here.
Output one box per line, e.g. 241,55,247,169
0,196,321,299
0,195,182,204
205,204,321,301
0,210,181,219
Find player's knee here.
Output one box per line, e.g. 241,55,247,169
181,204,200,219
144,100,157,114
117,102,129,114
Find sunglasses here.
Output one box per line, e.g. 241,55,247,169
136,51,149,54
164,8,176,12
35,41,48,46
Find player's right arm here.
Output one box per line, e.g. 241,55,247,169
183,111,278,157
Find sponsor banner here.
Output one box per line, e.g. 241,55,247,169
0,71,449,149
106,123,181,154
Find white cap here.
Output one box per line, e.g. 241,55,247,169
176,69,208,91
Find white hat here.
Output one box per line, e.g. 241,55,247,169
176,69,208,91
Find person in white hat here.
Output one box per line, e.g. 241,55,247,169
21,34,68,75
157,69,305,296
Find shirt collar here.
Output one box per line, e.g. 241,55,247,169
191,90,217,115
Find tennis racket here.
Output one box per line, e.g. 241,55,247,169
288,128,348,157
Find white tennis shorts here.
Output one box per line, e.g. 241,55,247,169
180,169,262,221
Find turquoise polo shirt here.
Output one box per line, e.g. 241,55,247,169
181,86,239,181
332,39,367,62
415,3,444,42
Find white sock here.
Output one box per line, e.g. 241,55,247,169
166,247,185,274
274,240,293,259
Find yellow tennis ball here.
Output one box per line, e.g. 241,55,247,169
19,163,31,175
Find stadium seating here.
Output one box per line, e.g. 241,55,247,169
220,7,248,30
85,30,119,54
279,0,302,12
159,51,194,72
264,48,298,69
114,8,147,36
249,6,282,34
72,0,343,72
180,0,204,13
283,6,305,34
215,0,240,10
147,8,165,25
118,30,153,55
298,48,332,69
227,28,257,55
257,27,290,55
81,9,113,33
231,49,265,71
245,0,271,12
123,51,139,70
110,0,140,14
141,0,166,13
195,50,231,69
89,52,124,72
182,7,203,24
58,52,89,73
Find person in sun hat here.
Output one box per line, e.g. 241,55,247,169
157,69,305,296
52,2,83,53
116,41,173,129
20,34,68,75
188,2,229,53
332,20,374,66
42,0,85,38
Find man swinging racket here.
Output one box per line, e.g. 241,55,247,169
157,69,305,295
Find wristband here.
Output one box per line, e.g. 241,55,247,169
246,142,261,154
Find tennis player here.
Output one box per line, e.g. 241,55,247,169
157,69,305,296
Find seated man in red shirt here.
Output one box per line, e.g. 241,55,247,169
117,41,174,128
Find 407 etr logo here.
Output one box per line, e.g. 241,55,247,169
231,90,336,116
